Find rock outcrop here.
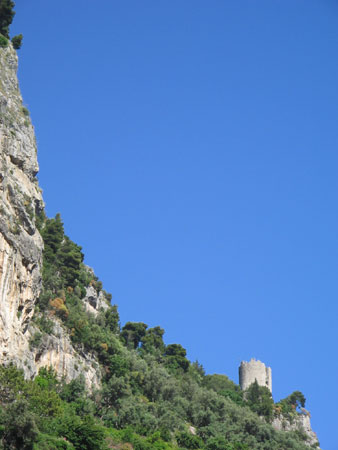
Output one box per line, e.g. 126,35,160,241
27,318,100,388
83,284,110,317
0,43,101,388
272,414,318,447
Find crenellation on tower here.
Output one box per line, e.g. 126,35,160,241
239,358,272,392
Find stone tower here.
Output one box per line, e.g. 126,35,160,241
239,358,272,392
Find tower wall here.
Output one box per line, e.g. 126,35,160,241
239,358,272,392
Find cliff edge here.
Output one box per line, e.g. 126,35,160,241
0,43,101,387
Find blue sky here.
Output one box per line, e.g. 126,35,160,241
13,1,337,448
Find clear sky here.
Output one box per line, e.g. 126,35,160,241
12,1,337,448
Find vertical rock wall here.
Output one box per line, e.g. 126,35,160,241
0,42,44,369
272,414,319,447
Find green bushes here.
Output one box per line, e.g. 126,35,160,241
245,380,274,421
176,431,203,449
34,434,74,449
21,106,29,116
11,32,22,49
164,343,190,372
0,347,312,450
275,391,306,420
34,314,54,334
121,322,148,349
56,414,106,450
0,33,8,47
0,366,105,449
108,428,175,450
2,399,39,449
141,326,165,355
29,331,43,350
206,436,246,450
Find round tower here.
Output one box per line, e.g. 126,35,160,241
239,358,272,392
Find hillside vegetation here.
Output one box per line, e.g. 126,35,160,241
0,212,316,450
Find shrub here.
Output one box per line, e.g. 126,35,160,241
207,436,237,450
176,431,203,449
50,298,69,319
164,344,190,372
30,331,43,350
34,433,75,449
57,414,106,450
0,33,8,47
2,399,39,449
21,106,30,116
34,314,54,334
11,33,22,49
245,380,274,421
121,322,148,349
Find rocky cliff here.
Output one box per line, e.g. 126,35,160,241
272,414,318,448
0,42,43,370
0,43,100,388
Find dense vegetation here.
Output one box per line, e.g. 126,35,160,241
0,213,312,450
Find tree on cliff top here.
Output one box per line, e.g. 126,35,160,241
0,0,15,39
246,380,274,421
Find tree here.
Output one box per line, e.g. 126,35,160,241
0,363,26,403
176,431,203,449
41,213,64,261
2,399,39,449
104,305,120,334
203,374,239,393
277,390,306,415
246,380,274,421
207,436,243,450
0,0,15,38
57,414,105,450
60,375,86,403
287,391,306,409
164,343,190,372
11,33,22,49
34,367,59,391
141,326,165,354
57,236,84,287
121,322,148,349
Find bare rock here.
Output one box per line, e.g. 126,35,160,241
83,285,110,316
0,43,43,372
272,413,319,447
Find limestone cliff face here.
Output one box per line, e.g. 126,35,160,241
0,43,101,388
0,43,44,369
272,414,318,447
83,284,110,317
27,318,101,388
